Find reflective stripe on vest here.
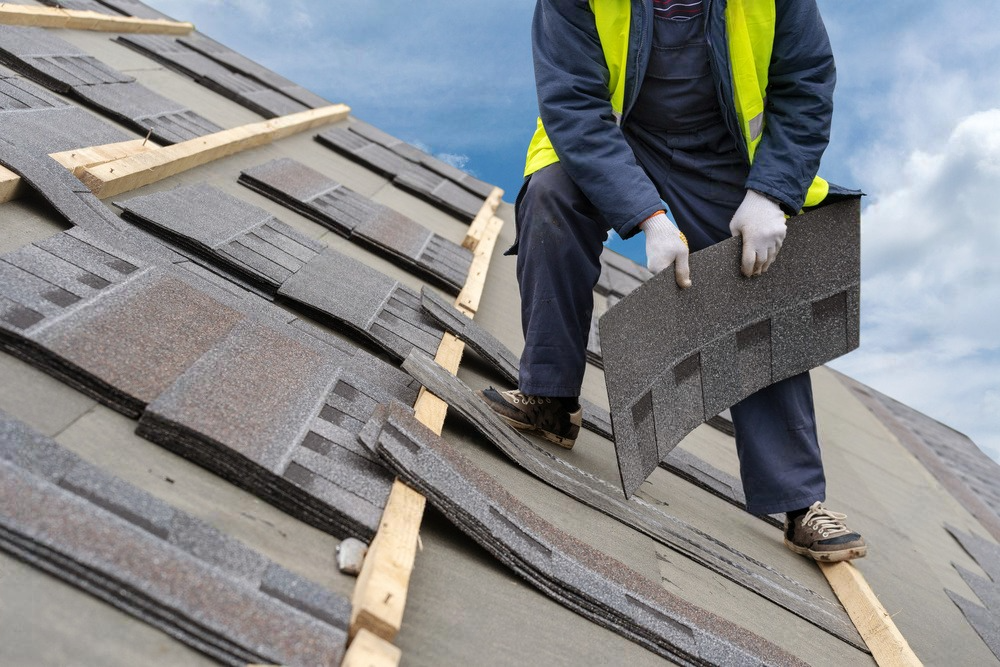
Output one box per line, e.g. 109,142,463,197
524,0,829,209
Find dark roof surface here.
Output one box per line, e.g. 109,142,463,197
0,3,998,667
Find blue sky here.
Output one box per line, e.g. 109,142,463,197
152,1,1000,460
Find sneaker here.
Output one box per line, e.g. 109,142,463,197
783,502,867,562
477,387,582,449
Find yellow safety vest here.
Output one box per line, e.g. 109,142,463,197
524,0,829,208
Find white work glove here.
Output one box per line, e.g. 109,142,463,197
728,189,787,277
641,212,691,288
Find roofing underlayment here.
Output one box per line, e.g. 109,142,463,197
1,3,1000,666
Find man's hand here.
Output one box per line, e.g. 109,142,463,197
728,190,787,277
641,212,691,288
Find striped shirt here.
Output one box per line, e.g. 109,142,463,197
652,0,704,21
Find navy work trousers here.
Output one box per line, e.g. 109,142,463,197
507,128,826,515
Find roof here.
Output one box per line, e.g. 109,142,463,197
1,2,1000,666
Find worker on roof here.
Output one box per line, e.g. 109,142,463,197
478,0,867,562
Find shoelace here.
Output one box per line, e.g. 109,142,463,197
801,502,850,538
505,391,552,406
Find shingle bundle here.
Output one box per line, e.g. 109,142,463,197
0,26,222,144
0,69,132,155
361,402,807,667
238,158,473,292
115,183,447,362
0,412,350,667
178,32,330,109
138,319,419,539
0,226,419,540
116,34,309,118
316,123,487,220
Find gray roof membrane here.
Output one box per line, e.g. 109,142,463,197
178,32,331,109
946,525,1000,659
601,198,861,497
399,350,864,649
239,158,473,293
115,34,309,119
0,411,349,667
137,317,416,540
37,0,178,21
0,26,133,93
363,402,808,667
839,371,1000,522
315,127,485,221
0,27,220,144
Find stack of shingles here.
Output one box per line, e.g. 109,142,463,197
0,412,350,667
114,182,449,361
0,67,134,156
0,225,418,540
361,402,806,667
177,32,331,109
315,120,489,221
237,157,473,292
397,350,864,650
115,33,311,119
0,26,222,145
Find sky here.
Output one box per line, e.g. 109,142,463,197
150,1,1000,461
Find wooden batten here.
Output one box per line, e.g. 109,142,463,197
346,187,505,662
77,105,351,199
819,562,923,666
0,4,194,33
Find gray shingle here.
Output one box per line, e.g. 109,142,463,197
600,199,862,497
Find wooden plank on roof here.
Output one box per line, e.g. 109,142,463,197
0,164,25,203
341,628,402,667
819,561,923,666
77,104,351,199
49,139,161,176
347,187,506,662
457,214,504,317
349,480,425,643
0,4,194,33
0,139,161,204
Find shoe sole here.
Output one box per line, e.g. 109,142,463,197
783,538,867,562
495,412,576,450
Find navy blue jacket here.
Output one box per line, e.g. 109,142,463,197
531,0,837,239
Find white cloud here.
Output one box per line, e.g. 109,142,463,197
831,109,1000,459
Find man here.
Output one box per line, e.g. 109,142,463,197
478,0,867,562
